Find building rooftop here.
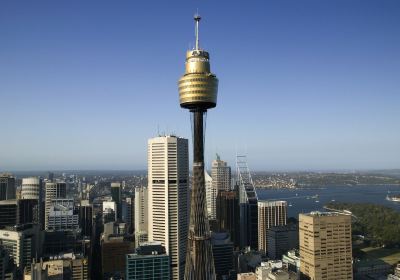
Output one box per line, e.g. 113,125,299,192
303,211,351,217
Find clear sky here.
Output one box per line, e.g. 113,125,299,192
1,0,399,171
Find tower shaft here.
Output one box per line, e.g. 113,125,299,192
179,15,218,279
185,109,216,280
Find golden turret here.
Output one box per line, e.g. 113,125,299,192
178,14,218,110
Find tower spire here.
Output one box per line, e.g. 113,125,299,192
194,13,201,50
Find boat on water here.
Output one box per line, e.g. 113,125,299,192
386,195,400,202
315,200,320,203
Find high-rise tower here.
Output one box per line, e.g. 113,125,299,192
148,136,189,280
299,212,353,280
178,14,218,280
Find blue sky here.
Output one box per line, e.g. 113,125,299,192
0,0,399,171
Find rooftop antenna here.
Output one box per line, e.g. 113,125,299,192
194,12,201,50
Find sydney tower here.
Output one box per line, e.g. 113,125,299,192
178,14,218,280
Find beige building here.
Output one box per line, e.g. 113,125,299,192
237,272,257,280
134,186,148,247
258,201,287,254
211,154,231,192
148,135,189,280
299,212,353,280
21,177,42,200
44,182,66,230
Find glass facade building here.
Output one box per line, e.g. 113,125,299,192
126,243,170,280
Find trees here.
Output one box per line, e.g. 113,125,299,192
326,202,400,247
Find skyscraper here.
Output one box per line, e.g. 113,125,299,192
0,173,16,200
47,198,79,231
0,199,39,226
267,224,299,259
126,242,170,280
111,182,122,220
216,190,240,247
123,196,134,233
44,182,66,230
78,200,93,237
299,212,353,280
178,14,218,279
102,200,117,224
258,201,288,255
134,186,148,247
0,224,40,273
21,177,42,200
211,232,234,280
237,155,258,250
148,135,189,280
211,154,231,192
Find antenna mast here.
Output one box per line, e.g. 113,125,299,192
194,14,201,50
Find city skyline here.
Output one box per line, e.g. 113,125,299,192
1,0,400,171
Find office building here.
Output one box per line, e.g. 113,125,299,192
0,200,17,226
267,224,299,260
134,186,148,246
101,222,135,279
148,135,188,280
237,155,259,250
0,246,11,280
388,264,400,280
299,212,353,280
282,250,300,273
0,224,40,272
0,173,16,200
216,190,240,247
126,242,170,280
25,259,48,280
47,172,54,182
102,200,117,224
122,196,134,233
258,201,287,254
111,182,122,220
78,200,93,237
45,182,66,230
211,154,231,192
205,170,217,220
47,198,79,231
211,232,234,280
0,199,39,226
21,177,42,200
27,253,88,280
42,230,86,256
237,272,257,280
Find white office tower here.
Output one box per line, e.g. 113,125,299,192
205,171,216,220
45,182,66,230
0,224,40,273
134,186,148,247
148,135,189,280
258,201,288,255
21,177,42,200
47,198,79,231
211,154,231,192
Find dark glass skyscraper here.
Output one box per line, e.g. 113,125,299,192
111,182,122,220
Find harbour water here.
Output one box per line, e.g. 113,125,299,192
256,185,400,218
